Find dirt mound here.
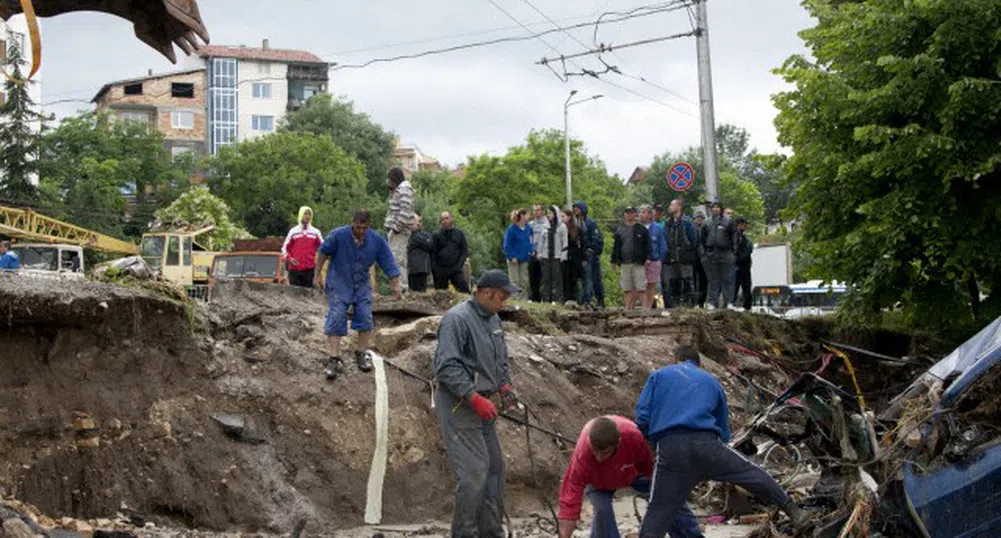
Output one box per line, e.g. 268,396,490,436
0,279,938,536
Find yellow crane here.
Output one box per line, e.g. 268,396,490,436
0,206,138,254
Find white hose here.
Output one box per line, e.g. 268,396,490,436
365,351,389,524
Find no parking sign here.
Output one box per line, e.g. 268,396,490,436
668,162,696,192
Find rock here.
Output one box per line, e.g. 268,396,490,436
211,412,245,437
93,519,112,529
2,518,35,538
66,520,93,537
529,354,544,364
152,421,171,438
373,316,443,355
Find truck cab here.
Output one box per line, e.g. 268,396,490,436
207,252,286,300
140,231,215,287
10,244,85,279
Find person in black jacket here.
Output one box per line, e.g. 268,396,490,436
700,202,738,308
432,211,471,293
407,214,434,293
734,216,754,310
611,206,653,311
692,212,708,307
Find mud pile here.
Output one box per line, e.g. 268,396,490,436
0,277,941,537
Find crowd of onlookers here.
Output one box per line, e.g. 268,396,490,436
501,199,755,311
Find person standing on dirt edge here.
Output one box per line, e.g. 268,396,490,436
281,206,324,288
313,209,401,380
734,216,754,311
700,202,738,309
635,346,806,537
408,214,434,293
663,199,697,308
574,201,605,309
434,269,519,538
385,166,415,293
432,211,471,293
529,203,549,302
0,240,19,271
557,415,705,538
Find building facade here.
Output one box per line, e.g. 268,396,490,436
91,39,329,156
1,15,43,122
92,68,208,157
196,40,329,154
394,138,441,175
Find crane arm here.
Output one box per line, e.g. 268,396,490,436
0,206,139,255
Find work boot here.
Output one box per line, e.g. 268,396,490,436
782,501,808,530
324,356,345,381
356,350,373,373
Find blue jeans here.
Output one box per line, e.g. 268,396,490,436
587,477,703,538
581,254,605,306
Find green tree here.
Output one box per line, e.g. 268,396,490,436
0,43,47,203
280,94,397,194
206,131,373,238
38,112,193,237
154,186,249,251
750,153,793,224
773,0,1001,331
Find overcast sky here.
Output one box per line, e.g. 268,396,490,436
39,0,813,179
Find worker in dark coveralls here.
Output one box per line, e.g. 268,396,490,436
433,269,520,538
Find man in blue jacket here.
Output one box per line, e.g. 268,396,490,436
313,208,401,380
635,345,805,537
574,201,605,309
0,241,19,271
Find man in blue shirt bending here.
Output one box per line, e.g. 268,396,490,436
314,208,401,380
635,345,805,537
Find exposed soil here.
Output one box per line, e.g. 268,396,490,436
0,277,945,537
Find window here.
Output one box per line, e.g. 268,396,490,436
124,83,143,95
171,110,195,129
209,58,239,154
252,115,274,132
183,237,192,267
171,82,195,98
252,83,272,99
166,236,180,266
171,146,193,159
119,110,149,124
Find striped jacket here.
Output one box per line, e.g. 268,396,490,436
384,180,415,233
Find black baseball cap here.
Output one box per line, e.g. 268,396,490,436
624,206,637,213
710,202,722,209
476,269,519,294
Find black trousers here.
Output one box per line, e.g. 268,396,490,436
693,260,708,307
434,269,470,293
640,431,789,538
528,257,542,302
735,267,752,310
409,273,429,293
288,268,314,288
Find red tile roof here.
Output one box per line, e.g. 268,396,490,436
197,45,327,64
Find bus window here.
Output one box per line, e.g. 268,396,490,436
166,236,180,266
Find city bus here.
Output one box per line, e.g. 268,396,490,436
751,280,847,318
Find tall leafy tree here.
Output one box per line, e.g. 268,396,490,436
154,186,249,251
0,42,47,203
774,0,1001,330
280,94,397,194
38,112,193,237
206,131,373,238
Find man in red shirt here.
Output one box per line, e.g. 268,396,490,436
281,206,323,288
558,416,704,538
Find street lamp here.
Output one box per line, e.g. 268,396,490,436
564,90,604,208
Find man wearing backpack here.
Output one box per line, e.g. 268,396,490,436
662,199,698,308
699,202,738,309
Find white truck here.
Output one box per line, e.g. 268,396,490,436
9,243,86,279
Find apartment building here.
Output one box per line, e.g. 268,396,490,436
194,40,329,153
92,68,208,157
1,15,43,121
92,39,329,156
394,138,441,175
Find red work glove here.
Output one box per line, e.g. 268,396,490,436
498,384,519,411
468,393,498,421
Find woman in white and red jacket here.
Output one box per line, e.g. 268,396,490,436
281,206,323,288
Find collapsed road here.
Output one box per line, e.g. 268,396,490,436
1,276,982,538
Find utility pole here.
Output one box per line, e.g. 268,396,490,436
563,91,603,208
695,0,719,204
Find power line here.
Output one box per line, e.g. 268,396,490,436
537,30,698,65
330,5,681,70
592,76,697,117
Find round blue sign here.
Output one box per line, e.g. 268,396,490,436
668,162,695,192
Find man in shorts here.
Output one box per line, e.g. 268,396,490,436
611,206,653,311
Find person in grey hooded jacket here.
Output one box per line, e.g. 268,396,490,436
537,205,568,303
434,270,520,538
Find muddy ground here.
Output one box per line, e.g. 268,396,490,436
0,277,946,537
